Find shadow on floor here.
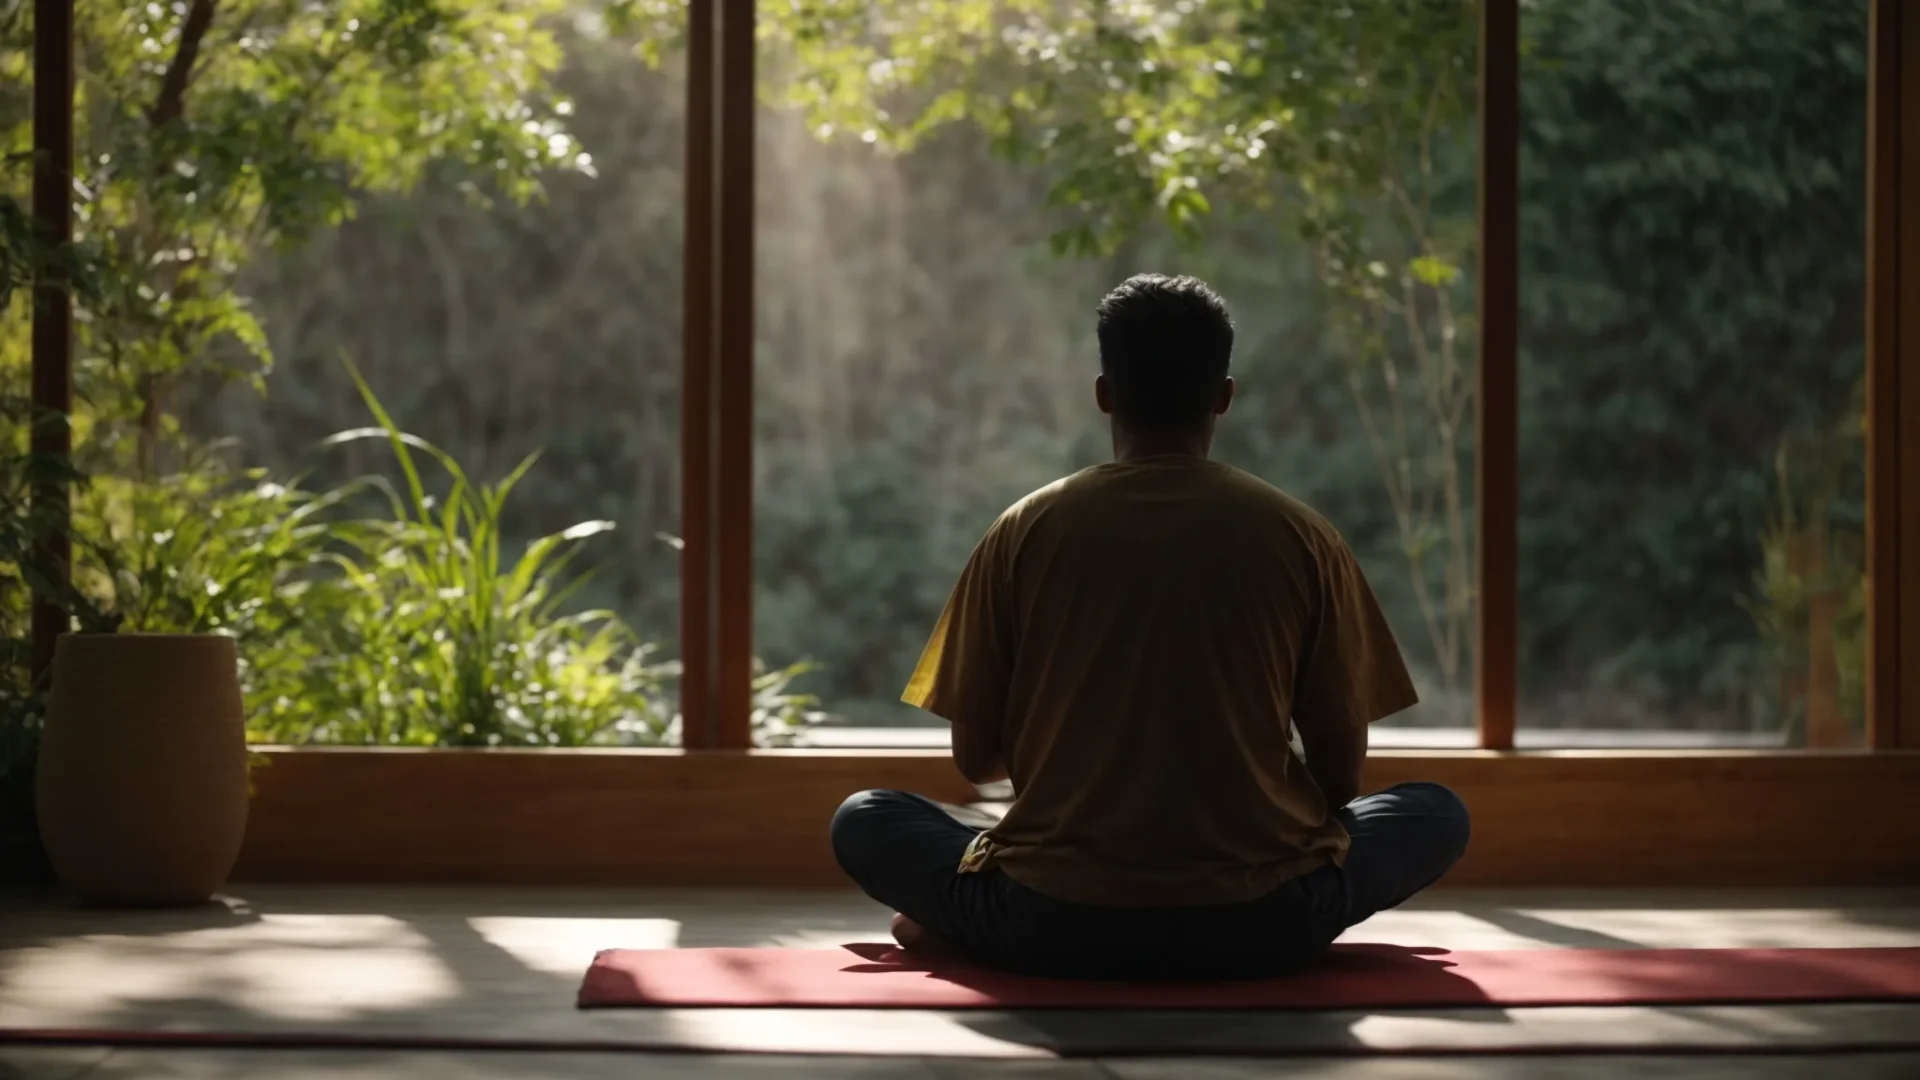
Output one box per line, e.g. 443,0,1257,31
1464,908,1647,950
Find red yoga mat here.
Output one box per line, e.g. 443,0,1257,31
578,943,1920,1010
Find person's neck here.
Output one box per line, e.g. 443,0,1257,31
1111,429,1212,462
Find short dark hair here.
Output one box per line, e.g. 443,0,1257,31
1096,273,1235,432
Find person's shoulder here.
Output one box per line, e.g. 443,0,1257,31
1215,465,1338,527
979,472,1081,545
1210,466,1355,565
999,472,1080,520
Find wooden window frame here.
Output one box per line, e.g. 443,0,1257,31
1476,0,1520,749
27,0,74,686
678,0,756,749
1868,0,1920,751
26,0,1920,888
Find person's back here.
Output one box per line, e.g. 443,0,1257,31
933,457,1408,907
831,273,1471,979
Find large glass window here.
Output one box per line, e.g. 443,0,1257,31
186,23,686,748
1517,0,1868,748
752,1,1478,745
751,47,1106,745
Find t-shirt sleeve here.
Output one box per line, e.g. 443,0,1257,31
1293,530,1420,729
901,518,1015,729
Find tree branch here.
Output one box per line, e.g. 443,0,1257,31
149,0,220,131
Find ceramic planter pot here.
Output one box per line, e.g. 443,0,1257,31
36,633,249,906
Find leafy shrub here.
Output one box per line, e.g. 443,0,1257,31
3,367,820,757
1748,384,1868,742
751,660,827,748
243,364,820,747
70,460,354,637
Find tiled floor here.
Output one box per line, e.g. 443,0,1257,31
3,885,1919,1078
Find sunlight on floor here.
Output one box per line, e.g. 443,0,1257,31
4,914,460,1024
1451,907,1920,951
467,917,680,977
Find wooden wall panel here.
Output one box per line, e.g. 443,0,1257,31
234,749,1920,889
235,750,980,887
1366,752,1920,887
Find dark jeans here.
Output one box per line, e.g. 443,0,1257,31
829,782,1471,980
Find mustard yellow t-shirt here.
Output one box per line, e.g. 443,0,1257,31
902,455,1417,907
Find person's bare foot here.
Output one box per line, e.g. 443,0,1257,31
891,912,961,958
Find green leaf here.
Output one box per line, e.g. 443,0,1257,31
1409,254,1462,288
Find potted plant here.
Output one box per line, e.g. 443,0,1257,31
5,456,317,906
37,629,251,906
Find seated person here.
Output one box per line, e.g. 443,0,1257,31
830,273,1470,980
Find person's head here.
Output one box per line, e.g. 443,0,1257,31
1093,273,1236,456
